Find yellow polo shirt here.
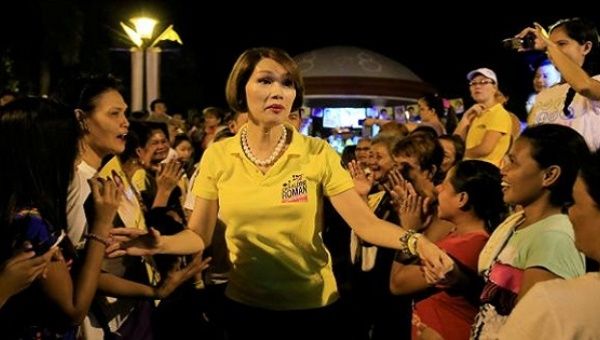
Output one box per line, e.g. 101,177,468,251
193,125,354,310
465,103,512,166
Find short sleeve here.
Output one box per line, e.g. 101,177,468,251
192,144,219,200
485,108,512,134
321,142,354,197
525,230,584,278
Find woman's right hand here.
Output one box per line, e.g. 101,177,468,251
461,104,485,125
0,247,57,302
415,236,454,281
106,227,163,257
89,177,122,233
348,160,374,197
515,22,551,52
156,161,184,194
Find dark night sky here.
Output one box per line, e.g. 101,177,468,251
1,1,597,120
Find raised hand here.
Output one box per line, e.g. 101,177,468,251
515,22,550,52
399,190,426,231
465,104,486,121
89,177,121,234
348,160,374,197
106,227,162,258
156,161,184,194
386,167,414,209
154,255,211,299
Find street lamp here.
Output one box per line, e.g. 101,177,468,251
120,17,183,113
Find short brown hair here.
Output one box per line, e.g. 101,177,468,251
225,47,304,113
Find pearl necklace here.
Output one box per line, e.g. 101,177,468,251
241,125,287,167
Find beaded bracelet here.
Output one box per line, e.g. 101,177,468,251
84,233,109,247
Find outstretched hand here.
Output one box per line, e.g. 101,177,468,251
154,254,211,299
106,227,162,258
416,236,454,283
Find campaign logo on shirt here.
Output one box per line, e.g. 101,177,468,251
281,174,308,203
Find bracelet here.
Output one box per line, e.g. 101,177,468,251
399,229,417,257
394,249,418,264
408,233,422,256
84,233,109,247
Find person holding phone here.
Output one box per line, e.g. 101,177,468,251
0,247,56,309
0,98,121,338
522,17,600,151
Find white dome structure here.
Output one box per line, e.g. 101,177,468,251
294,46,434,107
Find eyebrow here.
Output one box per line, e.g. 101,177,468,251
255,70,290,77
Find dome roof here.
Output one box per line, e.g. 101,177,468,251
296,46,422,81
294,46,434,107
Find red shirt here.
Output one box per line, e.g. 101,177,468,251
413,230,489,340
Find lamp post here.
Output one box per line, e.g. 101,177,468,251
120,17,182,113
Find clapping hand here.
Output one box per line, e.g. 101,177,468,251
348,160,374,197
156,161,184,194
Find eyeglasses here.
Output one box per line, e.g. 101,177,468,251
469,80,495,86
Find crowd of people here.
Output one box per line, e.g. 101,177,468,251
0,16,599,340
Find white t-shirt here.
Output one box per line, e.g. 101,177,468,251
529,75,600,150
66,160,97,248
66,160,137,337
499,273,600,340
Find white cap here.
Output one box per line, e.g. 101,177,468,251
467,68,498,84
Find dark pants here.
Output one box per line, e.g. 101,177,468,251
224,298,342,340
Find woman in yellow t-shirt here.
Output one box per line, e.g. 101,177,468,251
109,47,453,339
454,68,513,167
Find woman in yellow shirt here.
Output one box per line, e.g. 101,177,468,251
109,47,453,339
